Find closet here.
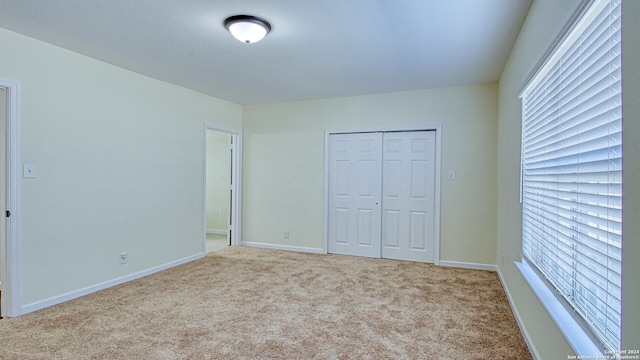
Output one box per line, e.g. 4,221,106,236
327,131,436,263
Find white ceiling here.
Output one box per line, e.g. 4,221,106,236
0,0,532,105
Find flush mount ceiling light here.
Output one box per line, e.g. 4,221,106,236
224,15,271,44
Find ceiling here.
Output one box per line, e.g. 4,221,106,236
0,0,533,105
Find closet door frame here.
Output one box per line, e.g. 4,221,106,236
323,125,442,265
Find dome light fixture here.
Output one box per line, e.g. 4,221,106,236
224,15,271,44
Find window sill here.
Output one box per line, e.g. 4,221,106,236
516,260,604,357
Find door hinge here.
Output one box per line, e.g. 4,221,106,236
6,210,10,218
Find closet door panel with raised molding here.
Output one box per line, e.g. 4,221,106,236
327,132,382,258
381,131,436,263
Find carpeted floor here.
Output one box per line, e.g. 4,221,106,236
0,247,531,359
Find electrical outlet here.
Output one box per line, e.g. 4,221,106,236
283,230,290,239
119,252,128,264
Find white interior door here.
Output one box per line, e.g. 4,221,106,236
327,133,382,258
0,87,5,318
381,131,436,262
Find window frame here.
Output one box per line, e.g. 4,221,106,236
516,0,622,355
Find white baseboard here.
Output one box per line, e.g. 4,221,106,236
439,260,497,272
497,266,540,360
20,253,205,315
206,229,227,235
240,241,326,255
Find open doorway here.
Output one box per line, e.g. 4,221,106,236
204,126,241,253
1,79,20,318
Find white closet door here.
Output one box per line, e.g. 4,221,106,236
381,131,436,262
328,133,382,258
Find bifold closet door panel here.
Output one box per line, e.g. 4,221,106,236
381,131,436,263
327,133,382,258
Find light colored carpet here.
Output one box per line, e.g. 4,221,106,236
0,247,531,359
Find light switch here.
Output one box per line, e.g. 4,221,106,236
23,164,36,178
447,171,456,180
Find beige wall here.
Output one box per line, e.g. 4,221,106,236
243,84,498,265
0,28,242,307
206,130,230,232
620,0,640,351
497,0,640,357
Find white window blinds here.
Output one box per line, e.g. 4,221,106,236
520,0,622,351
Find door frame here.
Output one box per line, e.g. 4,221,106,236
1,79,21,317
323,125,442,265
203,124,242,250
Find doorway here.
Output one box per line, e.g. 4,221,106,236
325,129,441,263
1,79,20,318
204,126,241,253
0,86,4,318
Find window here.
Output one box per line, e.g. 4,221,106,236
520,0,622,352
